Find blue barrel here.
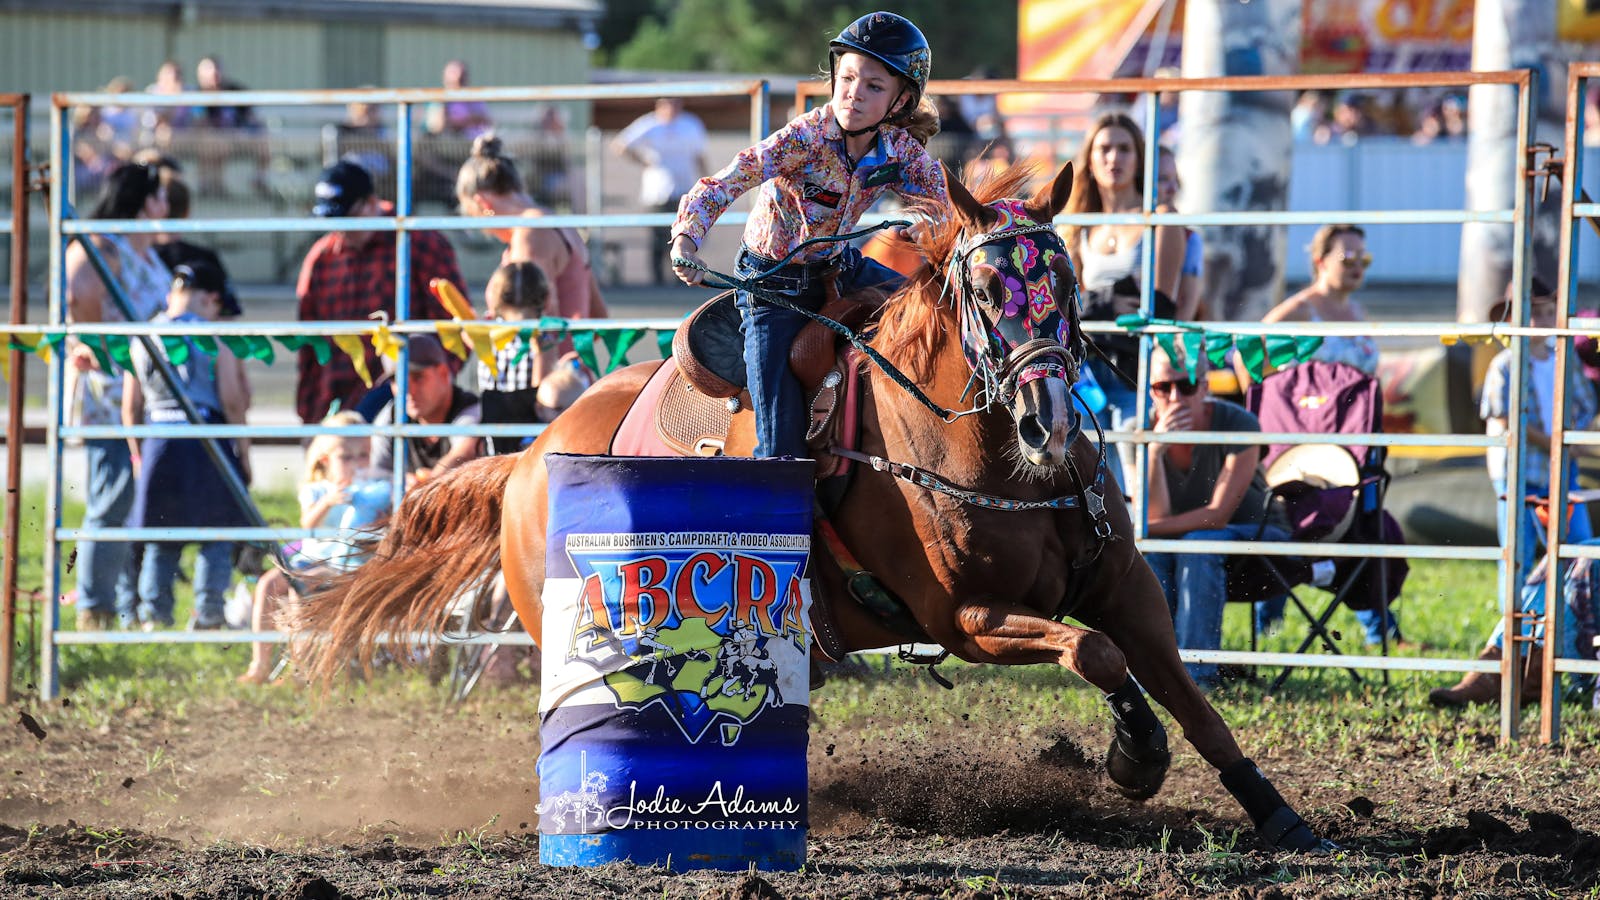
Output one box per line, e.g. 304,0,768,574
536,455,814,870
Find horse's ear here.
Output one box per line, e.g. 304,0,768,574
1025,161,1075,222
944,165,995,230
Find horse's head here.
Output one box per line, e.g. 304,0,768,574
943,161,1084,469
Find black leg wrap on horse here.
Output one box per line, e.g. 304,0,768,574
1219,759,1339,853
1104,677,1170,801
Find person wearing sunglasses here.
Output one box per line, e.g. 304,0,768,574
1254,223,1380,380
1143,347,1291,687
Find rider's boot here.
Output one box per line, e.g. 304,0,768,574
1219,758,1340,853
1103,676,1170,801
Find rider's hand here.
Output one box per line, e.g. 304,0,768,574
670,235,706,287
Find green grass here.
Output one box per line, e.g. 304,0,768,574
6,480,1594,744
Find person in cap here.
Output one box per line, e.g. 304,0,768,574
122,260,254,630
369,334,483,483
296,160,467,424
669,11,948,459
140,155,244,318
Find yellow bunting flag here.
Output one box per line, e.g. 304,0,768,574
331,333,374,387
434,322,469,361
463,324,499,375
370,324,402,362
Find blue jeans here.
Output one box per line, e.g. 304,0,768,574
735,245,902,458
1146,522,1290,684
76,439,137,622
138,540,234,627
1494,473,1593,600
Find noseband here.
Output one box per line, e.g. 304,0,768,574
945,210,1084,411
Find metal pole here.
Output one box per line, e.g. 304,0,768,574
392,101,413,502
2,94,30,704
1542,70,1587,744
41,103,66,700
1499,69,1538,744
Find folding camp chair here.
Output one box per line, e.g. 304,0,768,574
1232,360,1410,690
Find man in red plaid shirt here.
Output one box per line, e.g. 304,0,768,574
295,160,467,423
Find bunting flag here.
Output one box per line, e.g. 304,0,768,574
275,334,330,365
1114,315,1326,382
0,326,682,384
571,330,600,379
370,324,402,362
598,328,643,374
434,322,470,361
331,333,375,387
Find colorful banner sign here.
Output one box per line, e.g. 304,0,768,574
536,455,815,870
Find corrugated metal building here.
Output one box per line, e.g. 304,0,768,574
0,0,601,96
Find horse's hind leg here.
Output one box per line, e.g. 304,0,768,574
1079,557,1334,852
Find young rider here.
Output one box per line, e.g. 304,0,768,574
669,11,949,459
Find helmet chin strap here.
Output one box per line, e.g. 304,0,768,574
839,88,908,138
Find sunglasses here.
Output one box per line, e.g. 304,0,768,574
1331,252,1373,268
1151,379,1200,397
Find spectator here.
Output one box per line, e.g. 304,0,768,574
192,54,267,196
1482,276,1598,577
611,98,710,286
424,59,493,139
1060,112,1186,488
296,160,467,424
1156,147,1204,320
1254,224,1405,644
370,335,483,483
1429,537,1600,709
958,65,1003,142
456,135,609,328
1327,93,1375,145
930,95,975,171
141,60,190,146
121,261,253,630
1141,346,1290,686
476,260,594,454
65,162,172,630
1438,94,1467,140
1256,224,1379,379
1291,91,1328,143
333,95,391,185
239,411,389,684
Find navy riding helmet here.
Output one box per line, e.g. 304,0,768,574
828,11,932,129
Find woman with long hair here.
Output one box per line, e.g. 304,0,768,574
455,134,609,324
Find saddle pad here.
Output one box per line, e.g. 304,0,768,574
610,360,679,457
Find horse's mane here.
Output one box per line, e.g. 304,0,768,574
874,162,1045,382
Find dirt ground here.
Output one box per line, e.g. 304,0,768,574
3,681,1600,899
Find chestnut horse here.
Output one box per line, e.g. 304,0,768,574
296,161,1332,852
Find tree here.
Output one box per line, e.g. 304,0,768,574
601,1,1017,78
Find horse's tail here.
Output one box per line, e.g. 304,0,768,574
288,452,521,684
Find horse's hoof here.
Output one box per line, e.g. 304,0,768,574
1105,732,1170,801
1259,806,1340,854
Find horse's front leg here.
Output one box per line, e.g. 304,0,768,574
950,600,1171,801
1078,553,1336,853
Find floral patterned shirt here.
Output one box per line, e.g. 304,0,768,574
673,103,947,263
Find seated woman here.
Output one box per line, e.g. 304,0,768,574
1249,224,1400,645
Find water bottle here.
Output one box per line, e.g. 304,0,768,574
1073,362,1107,416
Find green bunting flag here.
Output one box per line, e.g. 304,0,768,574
656,329,675,360
571,330,600,378
160,335,190,366
275,334,331,365
598,328,643,375
105,335,133,371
